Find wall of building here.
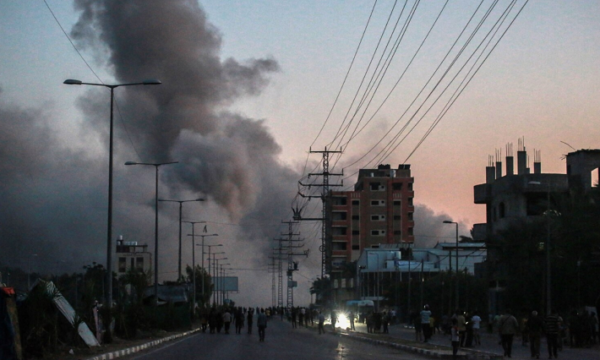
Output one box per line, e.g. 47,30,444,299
329,164,415,271
114,239,152,282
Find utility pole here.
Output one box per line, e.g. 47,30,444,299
267,253,278,307
294,147,342,279
280,220,308,312
271,237,286,311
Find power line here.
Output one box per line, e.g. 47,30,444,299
327,0,401,148
337,0,450,166
403,0,528,162
333,0,419,153
42,0,142,161
376,0,504,163
309,0,379,149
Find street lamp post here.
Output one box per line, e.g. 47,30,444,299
219,263,230,305
529,181,553,315
214,255,227,305
368,252,381,311
186,230,217,308
64,78,161,308
160,198,204,281
182,221,206,310
408,257,412,320
199,234,218,305
205,245,222,304
357,265,365,299
443,220,459,310
125,161,178,306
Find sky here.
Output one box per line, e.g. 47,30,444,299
1,0,599,307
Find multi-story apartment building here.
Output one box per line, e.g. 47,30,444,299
329,164,415,271
114,236,152,282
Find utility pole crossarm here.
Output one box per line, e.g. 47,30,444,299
297,192,323,200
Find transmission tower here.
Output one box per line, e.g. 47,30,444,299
294,147,342,278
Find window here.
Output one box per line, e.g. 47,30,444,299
371,230,386,236
352,245,360,250
408,183,413,191
408,212,413,220
118,257,126,272
394,230,401,235
371,215,386,221
352,230,360,235
408,227,413,235
332,242,347,251
352,215,359,220
371,200,386,206
370,182,384,191
332,197,347,205
352,200,360,205
408,197,413,206
392,183,403,191
136,257,144,270
393,201,401,206
332,227,347,235
332,212,347,221
393,215,401,220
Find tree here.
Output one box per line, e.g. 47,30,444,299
491,186,600,314
185,264,212,308
310,277,331,306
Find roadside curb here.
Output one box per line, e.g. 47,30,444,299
84,328,201,360
337,331,503,360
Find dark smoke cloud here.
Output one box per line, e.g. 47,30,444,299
0,1,471,306
414,204,471,248
0,89,108,271
1,0,298,292
70,0,285,218
67,0,299,276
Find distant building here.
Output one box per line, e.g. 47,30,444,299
473,140,600,313
353,243,486,308
328,164,415,272
115,236,152,281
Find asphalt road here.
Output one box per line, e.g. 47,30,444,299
118,318,432,360
351,320,600,360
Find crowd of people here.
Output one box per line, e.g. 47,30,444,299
197,306,271,341
406,304,599,359
194,303,599,357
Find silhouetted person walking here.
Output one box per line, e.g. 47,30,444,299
247,309,254,334
499,309,519,358
257,309,267,342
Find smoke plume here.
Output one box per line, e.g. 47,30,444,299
0,0,300,304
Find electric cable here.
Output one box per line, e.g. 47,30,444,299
340,0,485,174
403,0,528,162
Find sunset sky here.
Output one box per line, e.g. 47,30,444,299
1,0,599,306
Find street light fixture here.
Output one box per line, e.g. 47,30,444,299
443,220,459,310
160,198,205,281
64,78,161,308
125,161,178,306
